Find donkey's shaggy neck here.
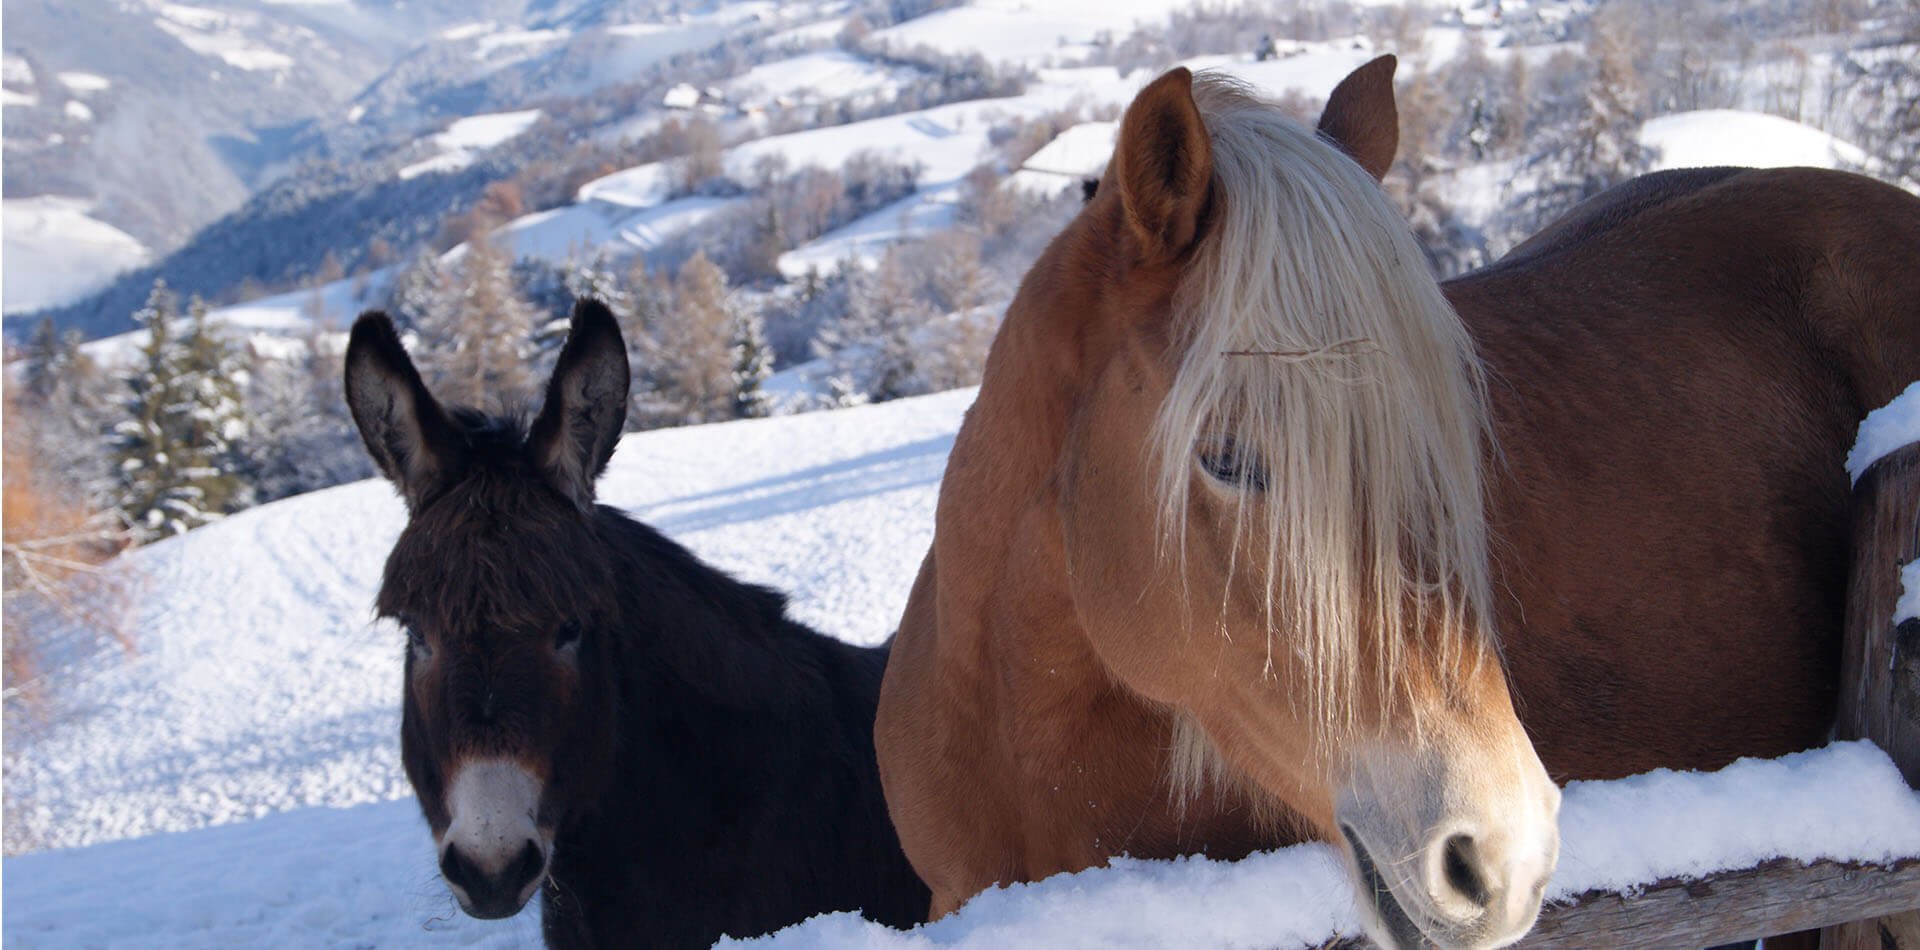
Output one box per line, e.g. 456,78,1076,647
1151,75,1497,740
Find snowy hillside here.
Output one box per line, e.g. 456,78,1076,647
2,197,150,315
5,388,971,855
8,388,1920,947
1639,109,1870,173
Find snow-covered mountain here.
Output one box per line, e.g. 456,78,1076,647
15,0,1902,341
0,0,823,320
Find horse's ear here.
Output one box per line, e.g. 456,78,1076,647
528,298,629,511
1113,67,1213,261
1316,54,1399,181
344,311,467,512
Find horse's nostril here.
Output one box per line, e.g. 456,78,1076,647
1442,833,1492,908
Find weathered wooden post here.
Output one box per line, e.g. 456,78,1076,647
1823,417,1920,950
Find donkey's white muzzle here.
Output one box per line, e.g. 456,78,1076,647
437,758,551,919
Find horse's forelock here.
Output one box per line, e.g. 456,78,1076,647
1149,73,1499,753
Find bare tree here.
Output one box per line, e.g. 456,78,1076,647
632,251,740,426
414,232,539,411
1838,0,1920,188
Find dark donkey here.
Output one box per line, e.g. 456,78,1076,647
343,300,929,947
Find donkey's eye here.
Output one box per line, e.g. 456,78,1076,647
555,621,582,650
403,622,429,656
1199,438,1269,492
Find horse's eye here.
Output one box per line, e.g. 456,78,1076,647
404,622,429,656
1199,438,1269,492
555,621,582,650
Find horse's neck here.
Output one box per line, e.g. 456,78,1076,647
926,501,1280,885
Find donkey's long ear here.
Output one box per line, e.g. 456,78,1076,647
1317,54,1398,181
528,298,629,511
344,312,468,512
1113,67,1213,262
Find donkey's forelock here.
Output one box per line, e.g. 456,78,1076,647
376,410,621,635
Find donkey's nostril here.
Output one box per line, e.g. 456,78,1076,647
440,838,546,919
440,843,483,894
505,839,545,892
1441,833,1492,909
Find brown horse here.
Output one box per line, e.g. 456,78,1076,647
874,57,1920,949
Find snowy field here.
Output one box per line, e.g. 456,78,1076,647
400,110,544,180
2,196,149,317
6,389,971,856
43,22,1874,356
9,385,1920,946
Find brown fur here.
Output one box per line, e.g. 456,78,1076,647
875,63,1920,924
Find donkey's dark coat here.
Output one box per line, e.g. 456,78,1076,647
345,301,928,948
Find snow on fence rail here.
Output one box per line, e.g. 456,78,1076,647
739,742,1920,949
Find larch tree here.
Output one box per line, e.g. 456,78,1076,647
1512,8,1653,235
636,250,739,426
384,248,444,335
413,233,538,412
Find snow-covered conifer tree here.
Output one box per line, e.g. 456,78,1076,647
731,308,775,419
111,283,253,540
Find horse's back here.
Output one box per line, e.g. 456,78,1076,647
1472,166,1920,406
1448,166,1920,783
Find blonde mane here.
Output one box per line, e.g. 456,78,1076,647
1152,74,1497,757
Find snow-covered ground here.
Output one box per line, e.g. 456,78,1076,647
1640,109,1868,173
871,0,1188,67
152,3,296,73
726,50,919,111
50,27,1861,357
400,109,544,180
8,388,1920,947
6,389,970,856
3,196,150,317
1003,120,1116,195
